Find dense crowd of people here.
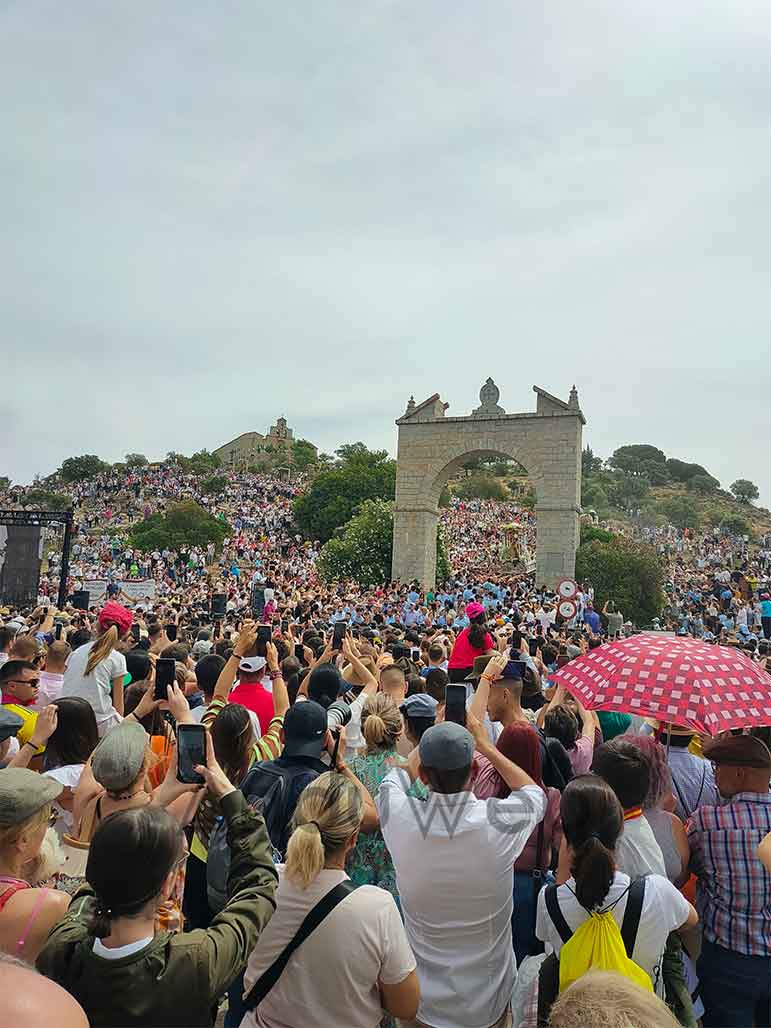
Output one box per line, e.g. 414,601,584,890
0,465,770,1027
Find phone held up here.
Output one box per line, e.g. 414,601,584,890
154,657,176,702
332,622,347,650
177,724,206,785
444,684,467,727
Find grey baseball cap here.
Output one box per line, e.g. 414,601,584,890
0,767,62,826
401,694,438,719
419,722,474,770
92,721,148,792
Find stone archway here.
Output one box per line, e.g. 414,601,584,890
391,380,585,587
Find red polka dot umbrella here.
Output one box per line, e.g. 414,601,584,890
552,635,771,737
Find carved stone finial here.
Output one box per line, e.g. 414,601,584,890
406,395,416,413
568,384,580,410
472,377,505,417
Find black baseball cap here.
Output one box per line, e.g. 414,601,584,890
283,700,327,758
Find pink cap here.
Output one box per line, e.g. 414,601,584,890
466,601,485,620
97,601,134,635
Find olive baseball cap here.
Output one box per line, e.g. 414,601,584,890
92,721,148,792
0,767,62,826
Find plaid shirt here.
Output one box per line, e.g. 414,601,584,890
687,791,771,956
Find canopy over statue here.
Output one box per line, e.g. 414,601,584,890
392,381,585,588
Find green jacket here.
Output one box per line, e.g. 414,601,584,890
37,790,278,1027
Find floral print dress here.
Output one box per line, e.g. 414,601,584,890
347,748,427,902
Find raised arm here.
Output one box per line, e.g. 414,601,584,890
212,621,257,703
342,636,377,696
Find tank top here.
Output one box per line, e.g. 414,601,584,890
0,875,50,956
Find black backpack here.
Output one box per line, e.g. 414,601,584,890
206,760,316,912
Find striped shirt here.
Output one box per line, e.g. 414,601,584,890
687,791,771,956
192,698,284,855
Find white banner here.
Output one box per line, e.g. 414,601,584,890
83,579,156,605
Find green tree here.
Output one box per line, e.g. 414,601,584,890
22,488,72,510
316,499,448,587
128,501,231,553
720,513,751,537
125,453,148,468
688,473,720,495
580,524,615,545
608,471,650,509
609,444,667,475
658,495,700,530
187,449,221,476
0,476,10,492
60,454,109,482
453,473,507,501
581,480,609,511
576,537,664,626
582,446,604,476
666,458,712,484
202,474,228,496
730,479,759,504
293,446,396,542
292,439,318,472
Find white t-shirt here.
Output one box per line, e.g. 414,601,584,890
242,868,415,1028
61,641,127,731
616,815,666,878
536,872,690,995
378,774,546,1028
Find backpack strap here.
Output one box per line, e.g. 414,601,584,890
544,884,573,945
243,880,356,1011
620,877,647,957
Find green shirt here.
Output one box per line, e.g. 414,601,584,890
37,791,278,1027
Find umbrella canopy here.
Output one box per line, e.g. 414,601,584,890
552,634,771,737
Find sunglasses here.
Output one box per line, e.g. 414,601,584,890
6,678,40,688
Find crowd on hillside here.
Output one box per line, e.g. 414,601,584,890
0,468,770,1028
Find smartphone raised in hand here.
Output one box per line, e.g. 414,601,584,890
165,623,178,642
154,657,176,702
177,724,206,785
444,684,467,727
332,622,347,650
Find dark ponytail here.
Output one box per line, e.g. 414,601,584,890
85,806,183,938
561,774,623,911
467,614,487,650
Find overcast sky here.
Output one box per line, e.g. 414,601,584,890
2,2,770,502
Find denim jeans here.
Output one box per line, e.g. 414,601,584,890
698,939,771,1028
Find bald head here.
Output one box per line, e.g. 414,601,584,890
0,954,88,1028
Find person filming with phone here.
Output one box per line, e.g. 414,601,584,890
37,732,279,1028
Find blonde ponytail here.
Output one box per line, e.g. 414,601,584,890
85,624,120,676
361,693,402,751
285,772,362,888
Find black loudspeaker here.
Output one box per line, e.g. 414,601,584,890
211,593,227,618
72,590,90,610
0,525,42,607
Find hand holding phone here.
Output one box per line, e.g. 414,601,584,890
154,658,176,702
332,622,347,650
177,724,206,785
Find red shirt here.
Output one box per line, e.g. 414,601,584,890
448,628,495,670
229,680,276,736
